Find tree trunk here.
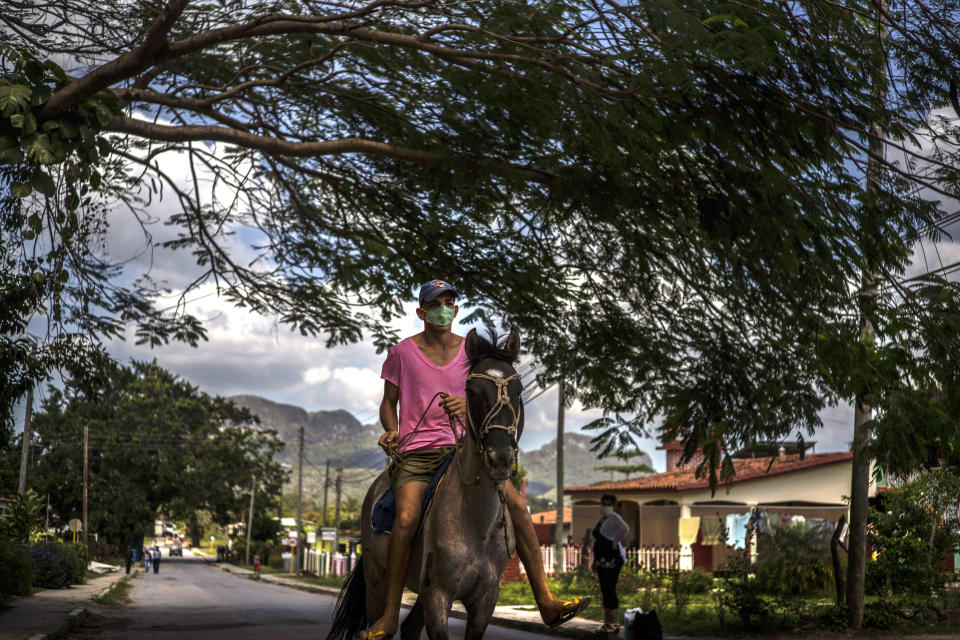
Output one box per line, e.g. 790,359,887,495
831,514,846,606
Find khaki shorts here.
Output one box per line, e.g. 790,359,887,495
391,446,456,493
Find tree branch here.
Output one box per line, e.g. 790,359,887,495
104,115,557,184
40,0,190,120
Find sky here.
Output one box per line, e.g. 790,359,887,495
13,120,960,474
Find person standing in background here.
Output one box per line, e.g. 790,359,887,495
152,545,161,573
144,547,152,574
592,493,630,634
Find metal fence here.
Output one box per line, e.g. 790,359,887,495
520,544,680,575
303,549,357,577
307,543,682,578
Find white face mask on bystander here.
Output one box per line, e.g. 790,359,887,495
600,506,614,516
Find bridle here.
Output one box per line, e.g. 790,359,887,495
464,371,523,453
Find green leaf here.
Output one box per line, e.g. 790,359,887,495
92,101,114,126
58,120,79,139
24,133,56,164
11,84,32,102
31,172,56,197
96,137,111,156
0,147,24,164
11,182,32,198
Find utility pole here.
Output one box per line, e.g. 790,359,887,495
83,425,88,547
245,473,256,566
333,460,343,554
295,426,304,575
45,493,50,542
847,0,887,630
554,381,565,574
322,459,330,527
18,386,33,494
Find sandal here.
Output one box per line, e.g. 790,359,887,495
355,631,393,639
547,597,592,630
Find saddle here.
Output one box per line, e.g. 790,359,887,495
371,451,456,533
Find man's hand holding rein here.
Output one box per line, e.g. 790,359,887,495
439,392,466,418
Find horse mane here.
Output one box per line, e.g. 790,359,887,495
468,329,519,367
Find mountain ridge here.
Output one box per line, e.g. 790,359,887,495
228,394,653,501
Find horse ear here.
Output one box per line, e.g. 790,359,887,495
465,328,480,360
505,328,521,360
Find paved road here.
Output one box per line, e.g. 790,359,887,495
70,554,563,639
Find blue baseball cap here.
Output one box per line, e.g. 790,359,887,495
418,280,459,305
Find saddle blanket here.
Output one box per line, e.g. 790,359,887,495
371,451,455,533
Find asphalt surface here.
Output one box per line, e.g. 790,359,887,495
68,554,568,639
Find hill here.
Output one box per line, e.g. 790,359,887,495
229,394,387,503
228,395,653,504
520,433,654,499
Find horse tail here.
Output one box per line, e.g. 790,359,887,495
325,556,367,640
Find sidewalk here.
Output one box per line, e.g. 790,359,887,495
0,569,130,640
199,553,603,638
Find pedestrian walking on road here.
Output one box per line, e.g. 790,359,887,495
592,493,630,634
152,545,161,573
144,547,151,574
253,553,261,577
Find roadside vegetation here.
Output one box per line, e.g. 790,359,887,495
93,574,134,606
499,469,960,636
0,490,91,602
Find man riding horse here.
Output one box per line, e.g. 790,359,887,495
358,280,589,639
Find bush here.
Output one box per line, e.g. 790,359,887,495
230,538,277,566
30,542,80,589
0,541,34,603
755,522,833,595
717,553,769,627
676,568,714,594
66,542,89,583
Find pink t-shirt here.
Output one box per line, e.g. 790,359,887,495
380,336,469,452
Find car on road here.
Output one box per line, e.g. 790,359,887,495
169,543,183,557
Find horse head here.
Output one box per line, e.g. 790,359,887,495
464,328,524,483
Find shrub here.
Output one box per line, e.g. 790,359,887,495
231,538,277,566
676,568,714,594
66,542,89,583
868,468,960,596
30,542,80,589
755,522,833,595
718,553,769,627
0,541,34,603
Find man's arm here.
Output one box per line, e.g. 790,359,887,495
378,380,400,456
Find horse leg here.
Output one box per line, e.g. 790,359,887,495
399,597,425,640
364,558,388,626
463,584,499,640
421,587,452,640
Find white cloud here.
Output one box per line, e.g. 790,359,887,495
303,366,332,385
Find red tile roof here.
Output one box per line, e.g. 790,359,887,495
565,452,853,494
529,507,571,525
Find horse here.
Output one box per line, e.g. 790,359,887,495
327,327,525,640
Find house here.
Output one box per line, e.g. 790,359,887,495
528,507,572,545
565,443,874,572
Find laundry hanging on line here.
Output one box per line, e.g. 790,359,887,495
678,517,701,545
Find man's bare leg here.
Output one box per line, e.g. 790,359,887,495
504,482,585,626
362,481,428,638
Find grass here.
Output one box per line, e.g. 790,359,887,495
93,574,134,606
229,561,348,589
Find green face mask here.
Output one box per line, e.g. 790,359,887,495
423,304,456,327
